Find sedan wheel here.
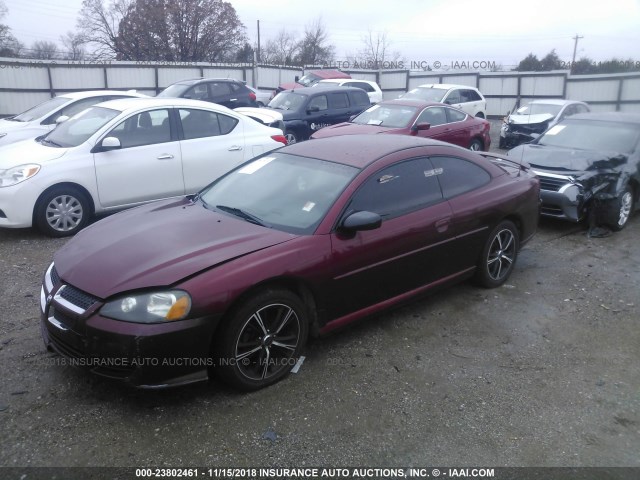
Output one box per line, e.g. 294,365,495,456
34,187,91,237
604,185,634,231
469,139,483,151
285,131,299,144
475,220,519,288
214,289,308,390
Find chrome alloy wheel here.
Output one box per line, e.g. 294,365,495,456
234,303,301,382
618,191,633,227
486,228,516,282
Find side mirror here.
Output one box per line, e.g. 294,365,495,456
412,122,431,132
99,136,122,151
306,105,320,113
55,115,70,124
341,211,382,232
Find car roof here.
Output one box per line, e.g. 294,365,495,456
279,86,369,96
416,83,479,91
281,134,448,169
93,97,238,114
319,79,377,85
568,112,640,124
526,99,586,106
171,78,244,86
57,90,145,100
377,99,448,109
307,69,351,79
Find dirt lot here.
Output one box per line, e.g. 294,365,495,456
1,121,639,476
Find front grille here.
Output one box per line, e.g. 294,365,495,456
539,176,569,192
59,285,99,311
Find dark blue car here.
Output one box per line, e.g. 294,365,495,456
266,86,371,143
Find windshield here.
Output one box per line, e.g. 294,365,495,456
268,92,305,111
297,73,321,87
43,106,120,148
515,103,562,117
536,120,640,154
200,153,358,234
352,104,417,128
157,84,192,98
402,87,446,102
12,97,70,122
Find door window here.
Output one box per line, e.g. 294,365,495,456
185,84,209,101
445,107,467,123
108,109,171,148
445,90,462,104
461,89,482,102
329,92,349,109
179,109,238,139
347,158,444,220
416,107,448,126
430,156,490,199
308,95,328,111
208,82,232,97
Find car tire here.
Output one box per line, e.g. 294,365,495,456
213,288,309,391
34,186,91,237
285,130,299,144
469,138,483,151
475,220,519,288
257,101,265,107
602,184,634,231
498,137,507,149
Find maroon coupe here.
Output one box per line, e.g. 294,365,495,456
310,99,491,151
41,135,538,390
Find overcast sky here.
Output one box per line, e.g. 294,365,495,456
3,0,640,68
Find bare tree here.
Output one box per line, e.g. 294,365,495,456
78,0,246,61
294,17,335,66
77,0,133,59
261,28,299,65
30,40,59,59
0,0,23,57
357,29,400,69
60,31,86,60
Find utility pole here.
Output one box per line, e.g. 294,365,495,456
256,20,261,64
571,34,583,74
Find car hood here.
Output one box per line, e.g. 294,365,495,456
508,113,554,125
0,138,68,168
278,82,302,91
509,144,628,172
311,122,396,138
0,118,29,132
54,198,298,299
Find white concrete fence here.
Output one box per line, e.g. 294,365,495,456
1,57,640,117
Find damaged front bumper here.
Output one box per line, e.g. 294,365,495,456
533,170,586,221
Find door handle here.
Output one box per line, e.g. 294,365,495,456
228,145,243,151
435,217,451,233
230,98,237,101
157,154,174,160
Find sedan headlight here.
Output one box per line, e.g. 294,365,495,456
0,164,41,187
101,290,192,323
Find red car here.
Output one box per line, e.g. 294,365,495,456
310,99,491,151
41,135,538,391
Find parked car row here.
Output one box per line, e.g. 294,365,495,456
2,81,637,395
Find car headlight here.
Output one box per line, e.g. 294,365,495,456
101,290,192,323
0,164,41,187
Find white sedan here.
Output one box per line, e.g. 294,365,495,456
0,97,287,237
0,90,147,146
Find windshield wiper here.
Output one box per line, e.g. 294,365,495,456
216,205,269,227
39,137,63,147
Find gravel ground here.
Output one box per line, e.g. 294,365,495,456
0,121,639,477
